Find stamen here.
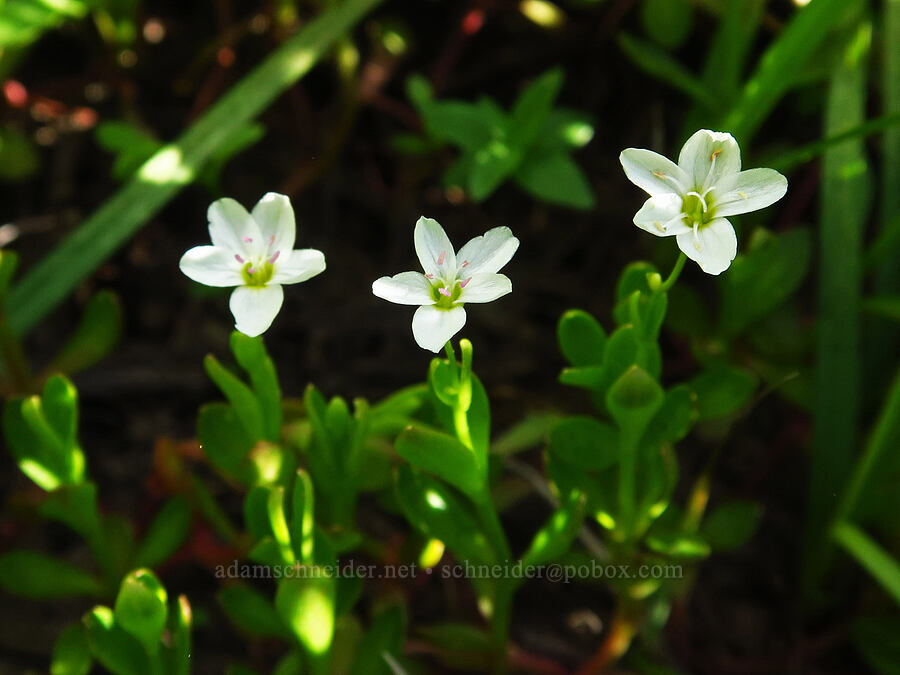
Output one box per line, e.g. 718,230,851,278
692,223,702,252
268,234,275,247
737,191,748,200
685,190,709,212
247,266,256,275
652,170,687,193
438,287,451,297
242,236,253,243
461,260,469,267
424,273,434,279
701,148,721,191
460,277,472,288
268,251,280,264
234,254,245,263
437,251,445,265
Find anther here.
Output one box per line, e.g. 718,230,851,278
268,234,275,247
235,254,245,263
242,236,253,243
268,251,280,264
460,277,472,288
247,266,256,275
438,288,451,297
461,260,469,267
437,251,445,265
424,273,434,279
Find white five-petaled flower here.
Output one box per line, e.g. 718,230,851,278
179,193,326,337
619,129,788,275
372,217,519,352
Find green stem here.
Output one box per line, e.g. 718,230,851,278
659,252,687,292
833,520,900,607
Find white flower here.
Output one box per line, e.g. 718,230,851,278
372,217,519,352
619,129,787,275
179,193,326,337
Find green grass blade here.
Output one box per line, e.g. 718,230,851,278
805,17,872,589
833,521,900,607
764,112,900,171
616,33,720,112
878,0,900,292
5,0,381,336
723,0,862,144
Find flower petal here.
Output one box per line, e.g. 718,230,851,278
229,284,284,337
372,271,436,305
619,148,690,197
414,216,456,277
675,218,737,275
179,246,242,287
713,168,788,217
677,129,740,191
271,249,326,284
208,198,263,258
251,192,295,254
458,273,512,303
633,194,691,237
456,226,520,275
411,305,467,353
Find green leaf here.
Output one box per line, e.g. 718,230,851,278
645,531,710,558
230,332,282,442
617,32,719,112
535,108,594,153
204,354,266,440
396,425,484,497
82,606,149,675
719,228,812,336
197,403,254,482
6,0,383,337
548,417,618,471
244,485,274,541
165,595,192,675
0,248,18,301
852,615,900,675
492,412,562,456
275,574,336,660
864,296,900,322
418,100,502,151
643,385,694,446
641,0,692,49
351,605,406,675
834,521,900,607
689,364,756,421
95,121,161,181
722,0,862,143
268,486,296,564
48,290,123,375
514,150,595,209
702,501,762,551
219,585,290,639
607,366,664,437
0,124,39,180
467,140,522,201
394,465,496,565
520,490,586,568
51,623,92,675
291,469,315,565
113,569,168,655
134,495,192,568
0,551,103,598
508,68,564,149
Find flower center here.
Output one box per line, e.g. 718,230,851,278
430,277,471,309
681,190,715,227
241,260,274,287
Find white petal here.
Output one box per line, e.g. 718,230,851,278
179,246,242,287
229,285,284,337
411,305,467,353
633,194,691,237
208,197,263,258
414,216,456,277
619,148,690,197
372,271,436,305
458,273,512,303
251,192,295,254
677,129,741,190
271,249,326,284
713,168,788,217
675,218,737,275
456,227,520,275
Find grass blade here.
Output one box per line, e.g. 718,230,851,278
805,17,872,589
6,0,381,336
878,0,900,292
833,521,900,607
723,0,862,144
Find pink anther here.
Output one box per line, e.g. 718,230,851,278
437,251,445,265
235,254,245,263
438,288,451,297
242,236,253,243
460,277,472,288
268,251,280,264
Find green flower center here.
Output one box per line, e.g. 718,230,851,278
681,191,716,227
431,279,464,309
241,261,274,287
